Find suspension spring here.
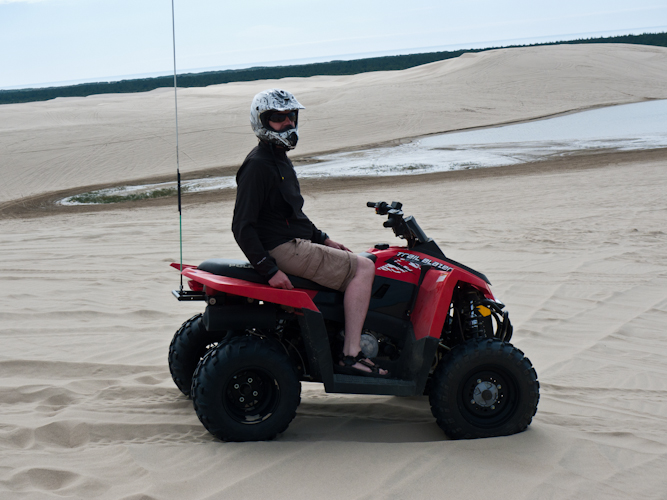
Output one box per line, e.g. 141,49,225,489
466,300,483,338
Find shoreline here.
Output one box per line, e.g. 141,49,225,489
293,97,666,161
2,146,666,220
4,96,665,219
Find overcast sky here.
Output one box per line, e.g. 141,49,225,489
1,0,666,89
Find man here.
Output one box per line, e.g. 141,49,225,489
232,88,387,377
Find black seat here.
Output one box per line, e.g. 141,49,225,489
197,259,338,292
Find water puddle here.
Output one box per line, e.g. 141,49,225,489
60,99,667,205
59,177,235,205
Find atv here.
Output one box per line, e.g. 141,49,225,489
169,201,539,441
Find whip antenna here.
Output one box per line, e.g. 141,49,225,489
171,0,183,292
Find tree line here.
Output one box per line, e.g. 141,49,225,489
2,32,666,106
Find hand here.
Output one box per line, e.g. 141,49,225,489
324,238,351,252
268,270,293,289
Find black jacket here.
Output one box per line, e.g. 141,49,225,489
232,141,328,279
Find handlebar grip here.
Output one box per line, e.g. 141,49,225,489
367,201,377,208
383,219,394,228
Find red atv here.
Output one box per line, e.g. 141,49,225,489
169,201,539,441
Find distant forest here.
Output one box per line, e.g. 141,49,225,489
2,32,666,106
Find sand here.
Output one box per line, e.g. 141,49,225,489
1,44,667,499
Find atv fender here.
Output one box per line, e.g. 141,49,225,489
410,269,493,340
181,267,319,311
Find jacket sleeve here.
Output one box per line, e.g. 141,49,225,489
310,223,329,245
232,163,280,280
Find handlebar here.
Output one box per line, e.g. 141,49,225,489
367,200,402,215
366,201,429,248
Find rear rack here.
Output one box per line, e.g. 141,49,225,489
172,289,206,301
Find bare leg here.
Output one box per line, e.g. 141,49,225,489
342,256,388,375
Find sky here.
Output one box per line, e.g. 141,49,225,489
1,0,666,89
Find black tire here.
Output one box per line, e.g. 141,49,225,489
168,314,224,396
191,335,301,442
429,339,539,439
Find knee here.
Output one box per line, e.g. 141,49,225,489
356,255,375,279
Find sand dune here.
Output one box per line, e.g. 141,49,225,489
1,43,667,499
2,43,667,203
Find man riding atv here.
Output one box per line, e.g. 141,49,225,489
168,90,539,443
232,88,387,377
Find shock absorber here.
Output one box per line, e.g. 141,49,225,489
466,299,484,338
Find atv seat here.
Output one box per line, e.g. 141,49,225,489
198,253,376,293
197,259,338,292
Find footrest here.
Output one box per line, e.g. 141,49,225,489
329,374,417,396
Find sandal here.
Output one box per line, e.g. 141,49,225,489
334,352,389,378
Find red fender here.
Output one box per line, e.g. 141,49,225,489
410,268,493,340
176,264,319,311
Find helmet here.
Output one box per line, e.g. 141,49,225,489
250,89,305,150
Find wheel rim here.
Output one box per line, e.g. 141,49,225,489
459,366,519,428
223,368,280,424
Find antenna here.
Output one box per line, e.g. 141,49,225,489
171,0,183,292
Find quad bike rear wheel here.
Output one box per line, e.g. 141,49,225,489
168,314,224,396
191,335,301,442
429,338,539,439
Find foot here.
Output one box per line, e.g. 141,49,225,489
338,352,389,377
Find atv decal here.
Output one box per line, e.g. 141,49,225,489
395,251,453,272
377,256,421,274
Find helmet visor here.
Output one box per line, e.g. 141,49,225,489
267,111,297,123
261,110,298,130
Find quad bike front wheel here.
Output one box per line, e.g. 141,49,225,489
168,314,224,396
191,335,301,442
429,338,539,439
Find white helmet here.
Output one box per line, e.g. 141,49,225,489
250,89,304,150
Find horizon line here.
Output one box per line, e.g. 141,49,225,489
3,25,667,91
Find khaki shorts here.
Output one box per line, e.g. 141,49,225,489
268,238,358,291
